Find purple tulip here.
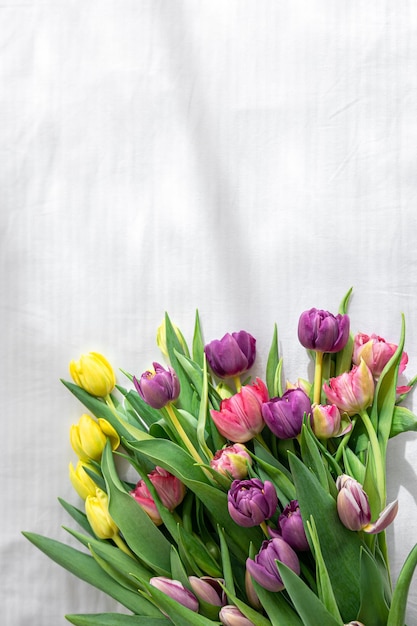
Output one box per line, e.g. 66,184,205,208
133,362,180,409
219,605,257,626
188,576,227,607
261,388,312,439
298,308,350,353
246,536,300,592
204,331,256,378
149,576,199,612
276,500,310,552
227,478,278,527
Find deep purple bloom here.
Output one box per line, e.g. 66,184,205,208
276,500,309,552
298,308,350,353
133,362,180,409
204,331,256,378
227,478,278,527
261,388,312,439
246,537,300,592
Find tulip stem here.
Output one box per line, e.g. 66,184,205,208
260,521,270,538
233,376,242,392
165,404,205,466
359,409,386,506
313,351,324,405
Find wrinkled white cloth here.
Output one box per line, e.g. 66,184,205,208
2,1,417,624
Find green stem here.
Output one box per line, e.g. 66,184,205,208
313,351,324,405
334,417,357,464
359,408,386,506
233,375,242,393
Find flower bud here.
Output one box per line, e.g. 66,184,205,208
277,500,310,552
133,362,180,409
323,360,374,416
298,308,350,353
311,403,352,439
69,351,116,397
219,605,257,626
205,331,256,379
210,444,252,480
210,379,268,443
261,388,311,439
69,460,99,500
130,466,186,525
149,577,199,612
130,480,163,526
246,536,300,592
188,576,226,607
70,414,120,462
85,488,119,539
353,332,408,378
227,478,278,527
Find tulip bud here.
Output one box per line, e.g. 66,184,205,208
188,576,226,607
156,319,188,358
298,308,350,353
323,360,374,416
210,379,268,443
130,480,163,526
210,444,252,480
149,577,199,612
130,466,186,525
70,414,120,462
353,332,408,378
311,403,352,439
85,488,119,539
261,388,311,439
219,605,257,626
69,351,116,397
246,536,300,592
133,362,180,409
69,460,99,500
227,478,278,528
277,500,310,552
205,331,256,379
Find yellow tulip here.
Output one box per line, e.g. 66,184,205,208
156,319,188,358
70,413,120,462
69,351,116,397
85,488,118,539
69,461,99,500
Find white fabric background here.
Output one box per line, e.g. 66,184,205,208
2,1,417,624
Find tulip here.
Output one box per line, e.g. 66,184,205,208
149,577,199,612
298,308,350,353
204,331,256,379
261,388,312,439
323,359,374,416
276,500,310,552
210,379,268,443
210,444,252,480
219,605,257,626
188,576,227,607
156,318,188,358
353,332,408,378
311,403,352,439
85,488,119,539
336,475,398,534
69,460,99,500
69,351,116,397
131,466,186,525
227,478,278,528
344,622,365,626
70,414,120,462
130,480,163,526
246,536,300,592
133,362,180,409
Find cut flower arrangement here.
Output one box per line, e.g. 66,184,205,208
24,289,417,626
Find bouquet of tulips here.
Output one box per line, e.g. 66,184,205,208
24,289,417,626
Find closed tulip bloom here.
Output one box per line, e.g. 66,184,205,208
246,536,300,592
353,332,408,378
156,319,188,359
219,605,257,626
205,331,256,379
188,576,227,607
298,308,350,353
85,488,119,539
150,577,199,612
69,460,99,500
210,379,268,443
261,388,312,439
311,403,352,439
277,500,310,552
130,480,162,525
148,466,186,511
69,352,116,397
210,444,252,480
133,362,180,409
70,414,120,462
323,359,374,416
228,478,278,527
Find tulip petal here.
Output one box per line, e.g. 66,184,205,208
363,499,399,534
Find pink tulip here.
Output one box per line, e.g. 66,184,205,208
353,332,408,378
130,466,186,525
311,403,352,439
210,444,252,480
323,359,374,416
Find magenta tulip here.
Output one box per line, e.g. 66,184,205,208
276,500,310,552
205,331,256,378
261,388,311,439
298,308,350,353
246,536,300,592
149,577,199,611
228,478,278,527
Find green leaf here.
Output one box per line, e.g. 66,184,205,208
22,532,159,615
192,309,205,367
299,424,329,492
276,561,343,626
390,405,417,438
356,547,390,626
266,324,282,397
65,615,169,626
58,498,95,536
338,287,353,315
217,525,236,599
219,585,272,626
387,543,417,626
164,313,195,411
177,524,222,577
251,579,303,626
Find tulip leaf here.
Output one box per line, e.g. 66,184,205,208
192,309,205,367
251,579,303,626
164,313,195,412
390,405,417,438
65,616,168,626
177,524,223,578
58,497,95,536
356,547,390,626
387,543,417,626
101,443,172,576
299,424,329,492
288,453,362,622
219,585,273,626
170,545,190,588
117,387,165,430
338,286,353,315
22,532,160,616
217,525,236,599
266,323,282,397
276,561,343,626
